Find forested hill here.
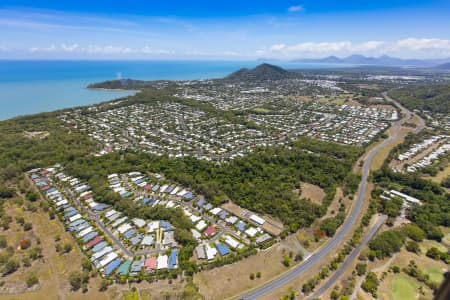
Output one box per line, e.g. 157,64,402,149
389,83,450,114
88,79,152,90
224,63,298,82
88,63,300,89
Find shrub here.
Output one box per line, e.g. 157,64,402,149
26,273,39,287
69,272,82,291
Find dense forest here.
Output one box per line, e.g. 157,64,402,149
389,83,450,114
373,166,450,240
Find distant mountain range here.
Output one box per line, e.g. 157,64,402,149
290,55,450,67
224,63,298,81
435,62,450,70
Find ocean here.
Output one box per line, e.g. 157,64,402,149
0,60,345,120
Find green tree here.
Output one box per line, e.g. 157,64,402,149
356,263,367,276
69,272,82,291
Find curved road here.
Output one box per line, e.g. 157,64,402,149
233,93,417,300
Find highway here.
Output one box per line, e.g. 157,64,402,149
233,93,417,300
306,215,387,299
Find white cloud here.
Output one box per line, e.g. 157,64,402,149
288,5,303,13
270,44,286,51
27,44,175,56
352,41,385,52
393,38,450,51
84,45,132,54
60,43,79,52
140,46,174,55
30,45,57,52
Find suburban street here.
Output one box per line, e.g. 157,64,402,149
232,93,422,300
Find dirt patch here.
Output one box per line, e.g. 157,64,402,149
23,131,50,140
299,182,326,205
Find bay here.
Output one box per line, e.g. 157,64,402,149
0,60,347,120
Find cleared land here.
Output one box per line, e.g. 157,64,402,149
193,236,299,299
299,182,326,205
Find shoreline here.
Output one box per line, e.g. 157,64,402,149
86,87,140,93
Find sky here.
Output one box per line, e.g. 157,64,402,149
1,1,450,60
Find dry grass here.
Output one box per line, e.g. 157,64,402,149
370,127,412,171
193,237,299,300
299,182,326,205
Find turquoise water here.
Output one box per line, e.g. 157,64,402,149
0,60,345,120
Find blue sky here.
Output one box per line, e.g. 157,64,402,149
1,1,450,60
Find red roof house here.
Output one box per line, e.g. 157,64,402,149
203,225,216,237
85,236,103,249
145,256,157,271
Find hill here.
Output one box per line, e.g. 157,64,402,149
224,63,296,82
435,62,450,70
389,83,450,114
292,55,449,67
87,78,148,90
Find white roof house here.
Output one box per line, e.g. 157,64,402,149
245,227,258,237
205,244,217,260
77,226,94,238
68,214,82,222
224,235,240,249
390,190,422,204
157,255,168,269
97,252,118,268
210,207,222,215
190,215,201,223
249,214,266,225
147,221,160,232
225,216,238,224
195,220,207,231
117,223,132,234
132,218,146,228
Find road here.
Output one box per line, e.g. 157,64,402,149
233,93,419,300
306,215,387,299
62,185,134,257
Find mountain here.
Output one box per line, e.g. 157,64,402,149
224,63,295,81
292,55,450,67
435,62,450,70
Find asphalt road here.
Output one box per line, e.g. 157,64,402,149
233,94,416,300
306,215,387,299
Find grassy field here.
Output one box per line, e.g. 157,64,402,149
424,266,445,284
425,163,450,184
253,107,271,113
376,245,448,300
419,239,449,254
390,274,420,300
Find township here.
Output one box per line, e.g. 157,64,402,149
59,79,397,162
28,165,276,278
